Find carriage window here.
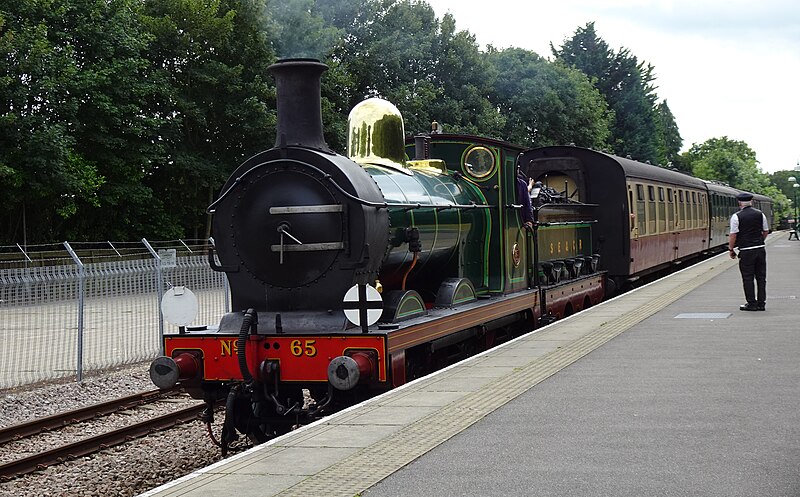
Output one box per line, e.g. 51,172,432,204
657,187,666,232
700,194,706,226
711,194,717,222
679,190,684,202
647,185,656,234
634,185,646,234
463,146,495,179
637,195,646,235
666,188,674,231
628,190,635,233
684,190,691,228
628,190,634,213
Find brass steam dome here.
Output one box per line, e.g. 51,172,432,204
347,98,406,169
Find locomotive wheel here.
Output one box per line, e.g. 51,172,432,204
405,347,429,381
234,400,271,445
222,396,270,449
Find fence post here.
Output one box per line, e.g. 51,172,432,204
63,241,85,383
224,273,231,313
209,237,231,313
142,238,165,355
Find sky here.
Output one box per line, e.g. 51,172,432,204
424,0,800,174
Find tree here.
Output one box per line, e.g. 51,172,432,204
142,0,277,239
64,0,176,240
549,21,613,86
422,13,504,137
683,137,756,187
682,137,790,219
770,168,800,200
553,22,662,163
485,47,612,148
0,0,163,243
266,0,340,60
608,50,659,162
654,100,683,170
767,169,799,221
338,0,443,135
319,1,503,140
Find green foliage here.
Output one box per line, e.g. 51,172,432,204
769,169,800,198
141,0,277,239
324,0,442,133
654,100,683,170
423,13,505,137
0,0,781,243
767,169,799,220
553,22,661,163
682,136,790,218
267,0,340,59
64,0,174,240
0,0,278,244
0,0,159,242
683,137,756,186
319,0,503,141
486,47,611,148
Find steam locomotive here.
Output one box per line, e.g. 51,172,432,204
149,59,604,453
148,58,771,453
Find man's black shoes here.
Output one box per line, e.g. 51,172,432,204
739,303,765,311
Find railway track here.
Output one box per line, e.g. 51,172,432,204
0,388,180,444
0,388,206,480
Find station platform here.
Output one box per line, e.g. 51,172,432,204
141,233,799,497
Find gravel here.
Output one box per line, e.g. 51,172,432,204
0,362,253,496
0,363,157,428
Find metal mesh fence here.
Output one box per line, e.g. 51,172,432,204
0,265,79,388
0,253,229,390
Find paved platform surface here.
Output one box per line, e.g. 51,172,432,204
141,234,799,497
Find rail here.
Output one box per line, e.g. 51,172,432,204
0,388,180,444
0,394,206,480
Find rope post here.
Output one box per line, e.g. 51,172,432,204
63,241,85,383
178,239,193,253
16,243,33,267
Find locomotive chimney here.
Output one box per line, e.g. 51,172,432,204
268,58,330,151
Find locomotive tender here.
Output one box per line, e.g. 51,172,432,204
149,59,604,452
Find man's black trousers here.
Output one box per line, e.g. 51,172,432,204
738,247,767,305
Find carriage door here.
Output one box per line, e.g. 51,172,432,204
628,186,638,239
668,188,678,260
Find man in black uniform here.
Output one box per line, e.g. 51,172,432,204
728,192,769,311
